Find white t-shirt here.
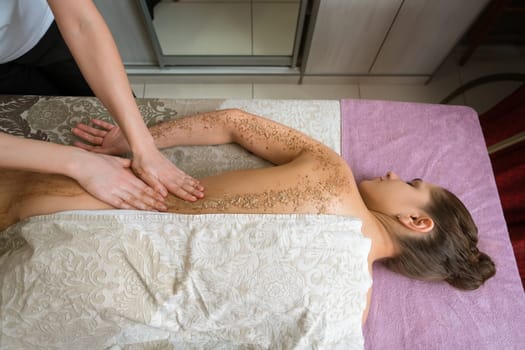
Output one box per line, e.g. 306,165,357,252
0,0,54,63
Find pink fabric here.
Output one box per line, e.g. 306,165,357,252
340,99,525,349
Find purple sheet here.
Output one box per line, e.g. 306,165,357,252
341,99,525,349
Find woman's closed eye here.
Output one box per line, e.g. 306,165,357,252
406,178,423,187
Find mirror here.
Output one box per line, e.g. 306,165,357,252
137,0,311,67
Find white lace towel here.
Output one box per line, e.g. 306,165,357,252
0,211,371,349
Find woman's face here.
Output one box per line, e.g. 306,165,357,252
358,171,434,217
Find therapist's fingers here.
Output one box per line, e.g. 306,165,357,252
97,174,167,211
135,165,205,202
118,175,168,211
78,153,167,212
182,179,205,193
131,148,205,202
117,201,135,210
165,176,205,202
133,167,169,198
125,186,168,211
109,183,167,212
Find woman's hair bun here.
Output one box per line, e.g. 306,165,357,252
446,251,496,290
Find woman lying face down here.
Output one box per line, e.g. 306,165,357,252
0,108,495,295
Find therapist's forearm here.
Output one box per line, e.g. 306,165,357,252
48,0,155,153
0,132,85,177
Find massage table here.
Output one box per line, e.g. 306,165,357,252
0,95,524,349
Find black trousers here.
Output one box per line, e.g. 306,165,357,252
0,22,94,96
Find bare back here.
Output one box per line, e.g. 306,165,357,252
0,151,363,231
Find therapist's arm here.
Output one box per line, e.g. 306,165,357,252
0,132,166,211
47,0,203,202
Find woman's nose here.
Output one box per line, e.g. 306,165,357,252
386,171,399,180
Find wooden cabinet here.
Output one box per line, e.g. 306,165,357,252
305,0,491,77
305,0,402,74
96,0,491,79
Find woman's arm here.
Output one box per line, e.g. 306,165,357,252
47,0,203,201
156,109,339,165
74,109,339,165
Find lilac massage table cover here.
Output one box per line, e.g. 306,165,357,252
340,99,525,349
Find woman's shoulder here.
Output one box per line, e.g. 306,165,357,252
295,148,368,216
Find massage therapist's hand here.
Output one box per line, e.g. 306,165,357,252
131,147,204,202
72,119,205,202
72,150,168,211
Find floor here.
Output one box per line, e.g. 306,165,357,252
130,44,525,116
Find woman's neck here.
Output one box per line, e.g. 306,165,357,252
361,211,397,263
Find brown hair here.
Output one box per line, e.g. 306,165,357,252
383,187,496,290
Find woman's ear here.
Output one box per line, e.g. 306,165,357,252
397,214,434,233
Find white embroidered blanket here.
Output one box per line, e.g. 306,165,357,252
0,212,371,349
